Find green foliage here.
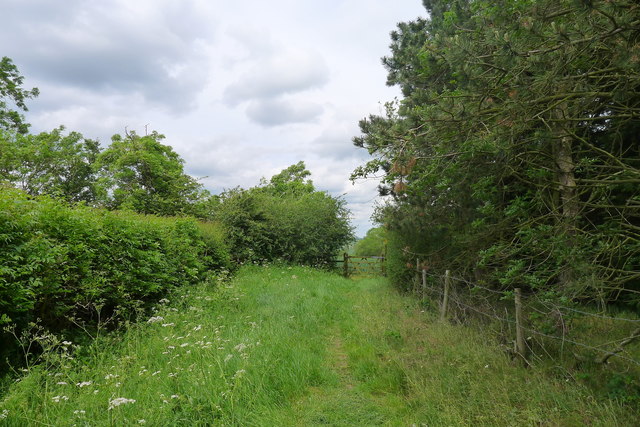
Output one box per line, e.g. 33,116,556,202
95,131,209,216
0,187,230,372
1,266,635,425
354,0,640,304
0,57,38,134
0,127,99,202
216,162,354,265
353,227,386,257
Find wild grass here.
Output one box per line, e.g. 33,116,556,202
1,266,637,425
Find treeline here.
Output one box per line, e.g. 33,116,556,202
0,57,353,372
353,0,640,306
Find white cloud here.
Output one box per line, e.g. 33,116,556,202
4,0,427,236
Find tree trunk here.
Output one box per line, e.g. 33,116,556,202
552,108,579,287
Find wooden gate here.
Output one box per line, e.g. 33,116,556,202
339,253,386,277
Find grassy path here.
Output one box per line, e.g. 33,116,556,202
1,266,637,425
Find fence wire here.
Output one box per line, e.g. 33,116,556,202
414,269,640,367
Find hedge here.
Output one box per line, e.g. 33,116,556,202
0,187,230,369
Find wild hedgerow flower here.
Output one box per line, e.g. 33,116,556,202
76,381,92,388
104,374,119,380
138,420,147,424
232,369,246,380
73,410,86,415
162,323,175,327
0,409,8,419
147,316,164,323
52,395,69,402
56,381,68,385
108,397,136,410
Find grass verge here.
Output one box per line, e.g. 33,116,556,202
0,266,637,425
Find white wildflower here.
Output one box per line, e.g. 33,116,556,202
147,316,164,323
152,371,161,376
56,381,68,385
73,409,86,415
193,325,202,331
162,323,175,327
0,410,8,419
52,395,69,402
76,381,92,388
232,369,246,380
171,394,179,399
234,343,247,352
108,397,136,410
62,341,72,346
180,343,189,348
224,354,233,362
159,298,170,304
104,374,119,380
138,420,147,424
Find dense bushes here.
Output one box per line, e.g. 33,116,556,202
0,187,230,369
216,162,354,265
353,0,640,305
353,227,386,257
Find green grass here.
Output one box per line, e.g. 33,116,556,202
1,266,638,425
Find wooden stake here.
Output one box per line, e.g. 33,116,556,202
343,252,349,278
440,270,450,321
515,288,527,361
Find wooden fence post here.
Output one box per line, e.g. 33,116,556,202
421,268,427,299
440,270,451,321
415,258,420,294
515,288,528,362
343,253,349,278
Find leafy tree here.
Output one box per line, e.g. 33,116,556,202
262,160,314,195
353,227,387,257
95,131,208,216
217,162,354,265
0,56,38,134
0,127,99,202
354,0,640,303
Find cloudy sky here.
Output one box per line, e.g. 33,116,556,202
2,0,426,236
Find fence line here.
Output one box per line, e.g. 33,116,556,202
414,267,640,367
419,269,640,323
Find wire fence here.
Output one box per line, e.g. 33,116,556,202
411,267,640,367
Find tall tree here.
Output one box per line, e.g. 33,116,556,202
0,127,99,202
354,0,640,302
0,57,38,134
95,131,207,216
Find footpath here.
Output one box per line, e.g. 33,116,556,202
0,266,636,425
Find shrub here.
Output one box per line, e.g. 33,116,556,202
216,163,354,265
0,187,230,371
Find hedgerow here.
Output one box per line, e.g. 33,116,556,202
0,187,230,370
